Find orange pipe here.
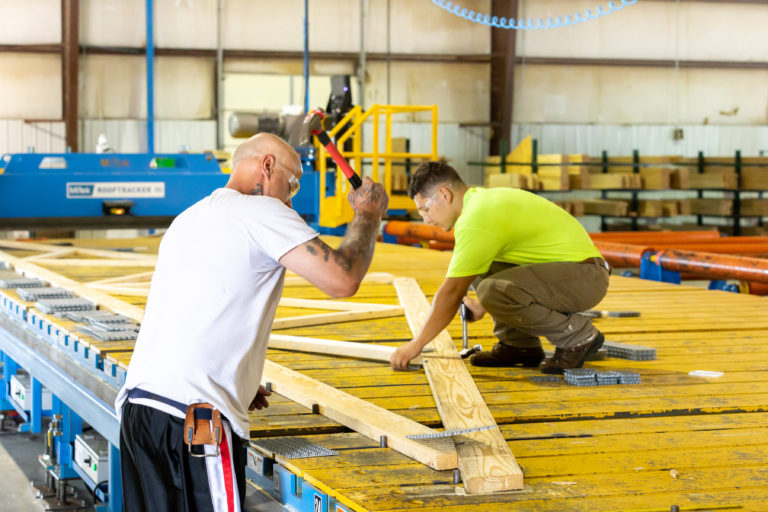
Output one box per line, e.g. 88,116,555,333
590,230,721,243
594,241,650,267
653,250,768,284
396,236,423,245
428,240,455,251
385,221,454,243
747,282,768,296
638,242,768,255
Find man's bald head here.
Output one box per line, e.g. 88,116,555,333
231,133,297,174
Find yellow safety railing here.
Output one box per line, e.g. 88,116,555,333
316,104,438,228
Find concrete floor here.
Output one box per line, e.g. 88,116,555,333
0,415,285,511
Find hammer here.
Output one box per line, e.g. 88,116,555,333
300,108,362,189
458,302,482,359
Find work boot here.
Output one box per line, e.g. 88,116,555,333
539,331,605,375
470,343,545,368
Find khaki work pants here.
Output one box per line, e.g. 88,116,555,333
474,260,610,350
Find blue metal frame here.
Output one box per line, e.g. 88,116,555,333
0,153,228,220
146,0,155,154
245,447,356,512
0,317,122,510
639,251,681,284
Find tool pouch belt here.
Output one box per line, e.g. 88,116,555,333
184,403,222,458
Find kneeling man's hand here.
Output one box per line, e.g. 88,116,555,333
390,341,423,371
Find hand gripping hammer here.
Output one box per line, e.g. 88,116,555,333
300,108,363,189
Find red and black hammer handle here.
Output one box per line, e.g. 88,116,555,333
313,130,363,190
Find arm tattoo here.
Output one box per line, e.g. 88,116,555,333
333,212,380,274
251,184,263,195
305,238,330,262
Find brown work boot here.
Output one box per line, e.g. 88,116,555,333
539,331,605,375
470,343,545,368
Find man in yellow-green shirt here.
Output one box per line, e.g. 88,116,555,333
390,162,610,374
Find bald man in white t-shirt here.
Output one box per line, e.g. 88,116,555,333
116,133,388,511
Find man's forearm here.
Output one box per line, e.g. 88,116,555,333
333,211,381,280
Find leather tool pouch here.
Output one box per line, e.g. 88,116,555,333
184,403,222,458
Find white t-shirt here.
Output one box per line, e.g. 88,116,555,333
115,188,318,438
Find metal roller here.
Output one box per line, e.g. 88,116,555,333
228,112,284,138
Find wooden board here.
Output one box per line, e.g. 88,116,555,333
393,277,524,493
268,334,424,365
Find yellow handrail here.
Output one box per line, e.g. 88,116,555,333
315,104,439,228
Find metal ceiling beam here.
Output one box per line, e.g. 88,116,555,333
489,0,518,156
61,0,79,152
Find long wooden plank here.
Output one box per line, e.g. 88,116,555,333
278,298,397,311
393,277,523,493
272,307,404,329
86,271,154,286
260,360,457,470
0,249,145,323
269,334,424,365
29,258,157,267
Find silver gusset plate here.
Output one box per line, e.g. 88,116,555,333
251,437,338,459
406,424,495,439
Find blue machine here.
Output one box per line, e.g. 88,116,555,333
0,152,229,229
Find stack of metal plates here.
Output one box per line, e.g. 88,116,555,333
616,371,642,385
0,276,46,289
603,341,656,361
563,368,598,386
596,371,622,385
17,287,75,301
76,325,138,342
529,375,562,383
36,298,96,315
65,311,131,324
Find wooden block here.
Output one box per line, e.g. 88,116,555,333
639,168,672,190
568,200,585,217
741,199,768,217
536,167,569,191
741,167,768,190
675,199,692,216
569,172,590,189
688,170,738,190
671,168,691,189
636,200,665,218
582,200,630,216
487,172,528,189
587,173,636,190
261,360,457,471
393,277,524,493
689,199,733,216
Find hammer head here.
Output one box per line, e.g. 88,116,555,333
299,108,326,147
460,344,482,359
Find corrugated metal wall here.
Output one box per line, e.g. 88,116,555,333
0,120,66,154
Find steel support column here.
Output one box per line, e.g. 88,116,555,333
489,0,518,156
61,0,79,152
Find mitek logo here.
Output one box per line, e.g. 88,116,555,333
67,184,94,197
